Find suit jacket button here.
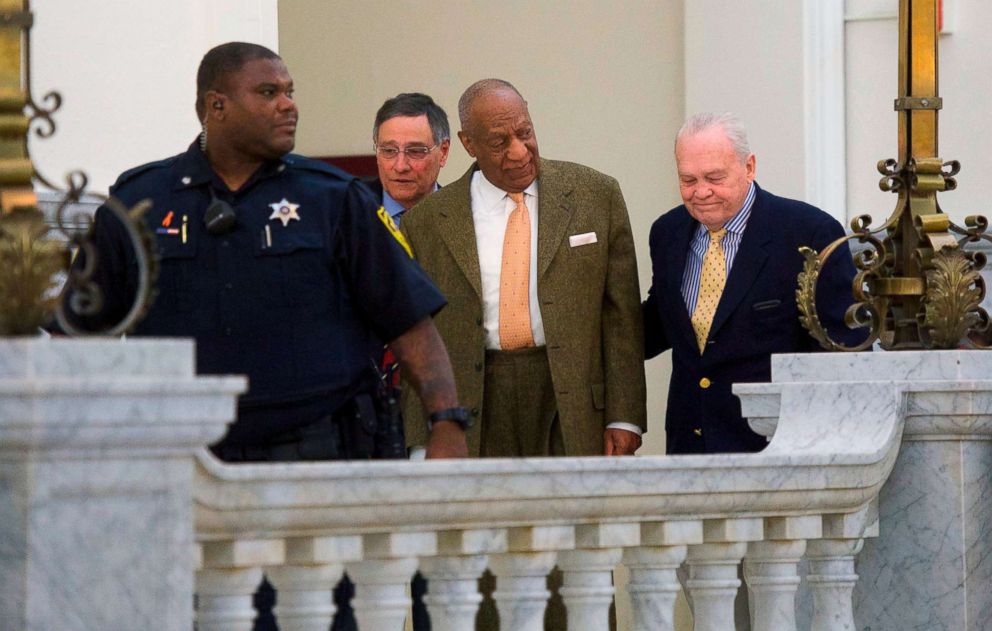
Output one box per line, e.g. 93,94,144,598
470,407,480,417
699,377,711,389
693,428,703,436
476,317,483,326
475,362,483,372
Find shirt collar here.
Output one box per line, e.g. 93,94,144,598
383,182,440,221
472,168,538,214
382,189,406,220
724,181,756,235
172,139,290,192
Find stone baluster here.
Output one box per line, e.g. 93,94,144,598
684,518,763,631
197,568,266,631
806,509,873,631
489,525,574,631
266,535,362,631
806,539,864,631
197,540,285,631
743,516,820,631
266,566,341,631
348,531,436,631
557,523,638,631
420,528,508,631
623,520,703,631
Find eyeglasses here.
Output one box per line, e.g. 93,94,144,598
375,144,439,162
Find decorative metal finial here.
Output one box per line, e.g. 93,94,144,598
798,0,991,351
0,0,155,336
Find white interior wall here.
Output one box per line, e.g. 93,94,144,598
29,0,279,195
683,1,809,203
279,0,685,458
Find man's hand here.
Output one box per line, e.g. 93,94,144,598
391,317,467,458
604,428,641,456
425,421,468,458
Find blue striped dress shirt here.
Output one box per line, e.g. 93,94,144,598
681,182,757,314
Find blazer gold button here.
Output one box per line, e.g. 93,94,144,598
693,428,703,436
699,377,711,388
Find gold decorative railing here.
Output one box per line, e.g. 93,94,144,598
0,0,155,336
798,0,992,351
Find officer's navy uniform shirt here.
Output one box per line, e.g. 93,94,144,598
72,141,445,445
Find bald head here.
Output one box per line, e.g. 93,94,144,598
457,79,523,134
456,79,539,193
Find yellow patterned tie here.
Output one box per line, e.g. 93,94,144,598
499,192,535,350
691,228,727,354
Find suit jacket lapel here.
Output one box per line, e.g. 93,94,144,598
668,211,699,349
536,159,574,279
709,186,771,337
436,165,484,298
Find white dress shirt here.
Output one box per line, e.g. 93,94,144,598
470,170,545,349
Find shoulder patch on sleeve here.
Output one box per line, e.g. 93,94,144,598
376,206,413,258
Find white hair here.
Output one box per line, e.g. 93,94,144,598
676,112,751,162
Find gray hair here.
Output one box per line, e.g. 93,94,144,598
372,92,450,146
457,78,523,132
677,112,751,162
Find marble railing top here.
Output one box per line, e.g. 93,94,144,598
770,350,992,382
0,337,196,377
0,338,246,454
194,382,903,541
739,352,992,439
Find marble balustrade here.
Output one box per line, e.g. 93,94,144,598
736,350,992,630
0,338,246,631
8,339,988,630
194,377,906,631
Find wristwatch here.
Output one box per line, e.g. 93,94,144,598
428,406,473,431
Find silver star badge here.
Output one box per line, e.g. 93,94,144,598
268,198,301,227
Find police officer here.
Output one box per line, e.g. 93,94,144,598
67,41,468,461
64,43,469,629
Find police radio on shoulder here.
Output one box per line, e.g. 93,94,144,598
428,406,473,431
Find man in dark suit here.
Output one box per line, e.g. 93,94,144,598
363,92,453,458
368,92,451,222
643,112,860,454
348,92,452,631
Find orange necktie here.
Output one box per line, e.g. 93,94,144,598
499,192,535,350
691,228,727,353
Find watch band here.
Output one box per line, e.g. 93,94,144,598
427,406,473,431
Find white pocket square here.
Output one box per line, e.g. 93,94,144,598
569,232,598,247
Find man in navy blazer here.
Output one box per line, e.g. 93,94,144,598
643,113,860,454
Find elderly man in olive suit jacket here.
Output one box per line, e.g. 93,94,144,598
400,79,646,458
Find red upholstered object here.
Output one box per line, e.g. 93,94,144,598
313,155,378,178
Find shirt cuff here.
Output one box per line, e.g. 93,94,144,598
409,446,427,460
606,422,643,436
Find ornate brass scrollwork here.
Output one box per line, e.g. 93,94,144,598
918,247,984,348
0,0,155,336
798,0,990,352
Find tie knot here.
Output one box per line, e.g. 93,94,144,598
508,192,525,205
708,228,727,244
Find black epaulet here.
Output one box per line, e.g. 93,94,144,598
109,155,178,193
282,154,357,181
